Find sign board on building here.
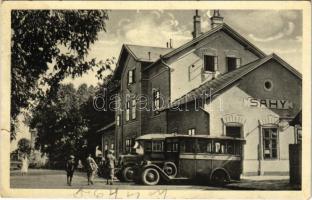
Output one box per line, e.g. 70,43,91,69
244,97,293,110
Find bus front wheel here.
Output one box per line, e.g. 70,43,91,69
141,168,160,186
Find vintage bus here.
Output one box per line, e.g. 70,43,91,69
135,135,245,186
116,133,174,182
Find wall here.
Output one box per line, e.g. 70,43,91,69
169,30,260,102
167,102,210,134
203,59,301,175
141,62,171,134
118,54,143,154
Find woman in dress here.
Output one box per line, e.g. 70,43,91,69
86,154,98,185
21,154,28,176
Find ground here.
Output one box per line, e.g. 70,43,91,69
10,169,300,191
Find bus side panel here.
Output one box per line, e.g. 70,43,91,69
179,154,196,178
195,159,213,180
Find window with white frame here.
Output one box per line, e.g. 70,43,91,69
125,138,132,153
131,98,136,119
262,127,278,159
116,115,120,126
204,55,218,72
188,128,196,135
126,101,130,121
153,89,160,111
127,69,135,85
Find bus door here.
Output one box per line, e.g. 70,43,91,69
195,138,214,179
179,138,196,178
211,139,243,180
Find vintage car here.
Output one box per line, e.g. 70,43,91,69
116,133,177,182
134,135,246,186
116,133,176,182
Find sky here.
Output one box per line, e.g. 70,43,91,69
12,10,303,150
62,9,303,87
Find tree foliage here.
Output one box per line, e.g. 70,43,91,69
29,83,96,168
11,10,109,140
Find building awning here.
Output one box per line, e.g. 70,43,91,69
289,111,302,126
96,122,115,133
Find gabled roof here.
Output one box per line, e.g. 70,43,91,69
125,44,174,62
143,22,267,72
113,44,174,79
164,53,302,109
162,23,266,60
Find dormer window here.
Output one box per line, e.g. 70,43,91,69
204,55,218,72
127,69,135,84
227,57,241,72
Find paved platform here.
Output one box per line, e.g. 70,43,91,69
10,169,300,190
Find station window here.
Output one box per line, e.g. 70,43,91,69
204,55,218,72
188,128,196,136
226,125,242,138
227,57,241,72
127,69,135,85
126,101,130,121
262,127,278,159
131,99,136,120
125,139,132,153
116,115,120,126
153,89,160,112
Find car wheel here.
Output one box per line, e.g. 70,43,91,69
163,162,177,178
211,170,228,186
141,168,160,186
122,166,135,182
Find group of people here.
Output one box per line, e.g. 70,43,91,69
65,150,116,186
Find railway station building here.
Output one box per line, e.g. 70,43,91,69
99,10,302,176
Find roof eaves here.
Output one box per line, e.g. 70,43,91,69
96,122,116,133
222,23,266,58
271,53,302,79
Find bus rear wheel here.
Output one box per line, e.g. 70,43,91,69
211,170,228,186
141,168,160,186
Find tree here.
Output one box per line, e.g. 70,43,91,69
29,84,96,168
17,138,31,156
11,10,109,140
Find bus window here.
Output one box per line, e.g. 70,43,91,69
166,141,173,152
180,140,194,153
152,141,163,152
145,141,152,152
172,143,179,152
197,140,212,153
214,141,226,154
227,141,234,154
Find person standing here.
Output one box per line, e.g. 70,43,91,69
106,150,116,185
20,154,28,176
86,154,98,185
65,155,76,186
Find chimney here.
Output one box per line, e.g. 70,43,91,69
192,10,201,39
210,10,223,28
166,42,169,48
169,39,173,48
148,52,151,60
